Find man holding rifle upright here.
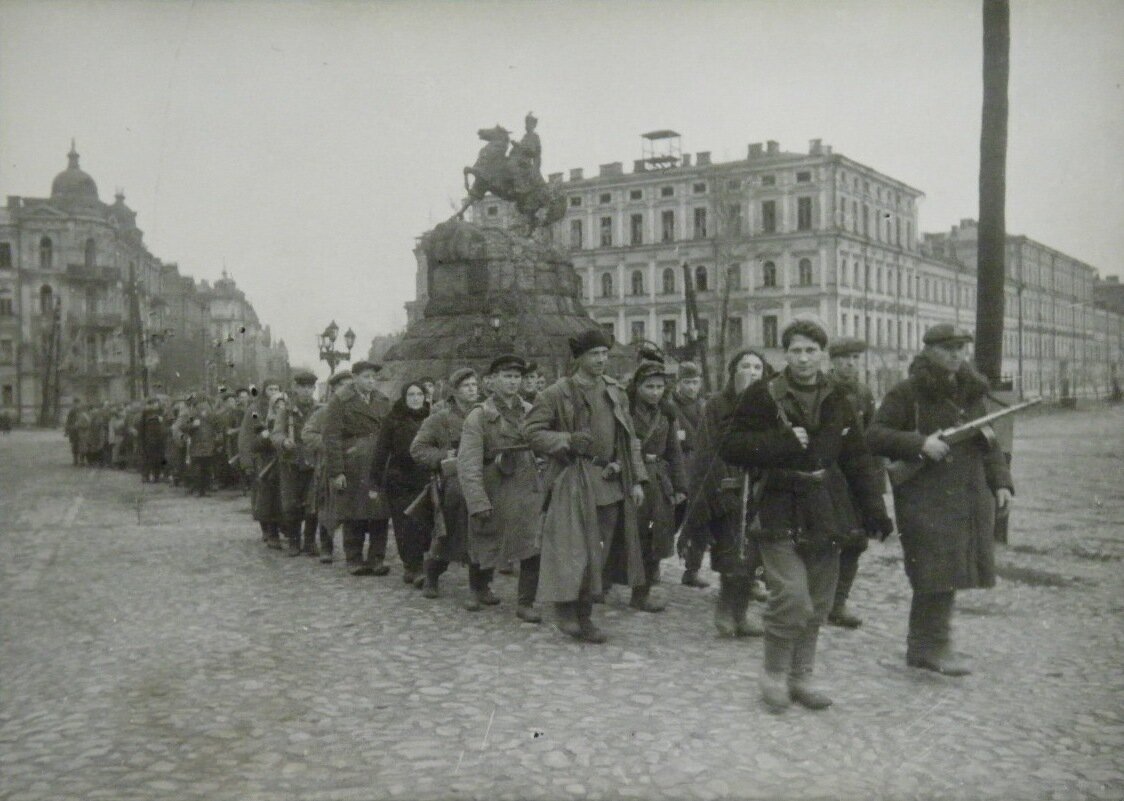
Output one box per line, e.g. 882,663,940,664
866,324,1015,677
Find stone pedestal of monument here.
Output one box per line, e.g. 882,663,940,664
377,220,628,395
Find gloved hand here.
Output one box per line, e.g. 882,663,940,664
569,431,595,456
865,514,895,541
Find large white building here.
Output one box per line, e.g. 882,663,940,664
482,134,1122,398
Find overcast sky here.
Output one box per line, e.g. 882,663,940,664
2,0,1122,378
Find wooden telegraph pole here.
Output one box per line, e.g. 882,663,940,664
975,0,1010,385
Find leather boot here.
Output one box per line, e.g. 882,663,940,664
828,548,863,627
576,596,607,643
301,519,319,557
629,584,666,613
761,635,794,713
730,575,764,637
318,526,334,563
555,602,582,639
906,591,969,675
516,605,542,624
788,627,833,709
369,555,390,577
284,522,302,557
516,557,541,622
421,559,441,599
714,575,738,638
681,569,710,589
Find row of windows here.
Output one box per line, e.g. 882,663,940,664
590,258,822,300
570,172,813,209
0,238,101,271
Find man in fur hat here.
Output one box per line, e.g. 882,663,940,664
524,328,648,643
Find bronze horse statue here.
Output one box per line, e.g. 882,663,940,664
454,125,565,231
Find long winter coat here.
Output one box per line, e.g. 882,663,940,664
271,394,317,519
458,395,543,570
240,397,282,523
683,384,758,575
138,409,167,464
718,370,888,556
524,375,648,602
831,375,882,550
409,398,474,563
370,401,430,513
866,354,1013,593
631,399,687,561
322,383,392,522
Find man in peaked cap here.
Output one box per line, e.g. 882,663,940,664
524,328,649,643
826,337,880,629
322,361,394,575
458,354,545,621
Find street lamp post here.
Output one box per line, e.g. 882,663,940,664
317,320,356,376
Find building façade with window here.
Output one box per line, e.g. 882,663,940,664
0,143,288,423
540,137,930,395
471,136,1122,399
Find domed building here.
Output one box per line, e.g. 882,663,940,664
50,141,102,213
0,143,289,423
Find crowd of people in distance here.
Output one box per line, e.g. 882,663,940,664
61,313,1015,713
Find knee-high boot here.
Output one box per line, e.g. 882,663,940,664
729,574,764,637
516,556,542,623
828,548,863,628
907,591,969,675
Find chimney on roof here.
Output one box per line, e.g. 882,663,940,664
747,143,763,159
696,151,711,166
633,159,647,173
809,139,823,155
599,162,623,177
766,140,780,155
6,196,20,209
548,172,563,184
569,168,583,181
681,154,692,167
1105,276,1119,284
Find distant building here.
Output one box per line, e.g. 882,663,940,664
459,133,1122,399
0,143,288,422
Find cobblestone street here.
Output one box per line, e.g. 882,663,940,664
1,407,1122,801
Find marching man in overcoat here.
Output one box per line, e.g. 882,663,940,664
719,318,892,712
322,361,392,576
457,355,544,621
866,324,1014,676
271,369,320,557
524,329,648,644
825,337,880,629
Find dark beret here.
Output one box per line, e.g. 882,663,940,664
569,328,614,358
351,360,382,375
291,368,318,386
327,370,353,387
828,337,867,357
632,359,673,386
488,354,528,375
923,324,974,346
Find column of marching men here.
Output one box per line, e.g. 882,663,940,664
63,315,1014,713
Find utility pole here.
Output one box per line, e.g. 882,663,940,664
38,297,62,426
975,0,1010,385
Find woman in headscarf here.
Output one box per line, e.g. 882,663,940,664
371,380,432,586
683,348,775,637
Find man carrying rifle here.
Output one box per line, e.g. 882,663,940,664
866,324,1014,676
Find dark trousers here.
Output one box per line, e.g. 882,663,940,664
260,520,280,543
283,516,318,550
343,518,389,566
834,545,863,608
141,455,164,483
681,537,705,572
390,506,431,572
191,456,214,496
908,590,956,659
517,555,540,607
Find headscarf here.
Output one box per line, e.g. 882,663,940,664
392,380,431,421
